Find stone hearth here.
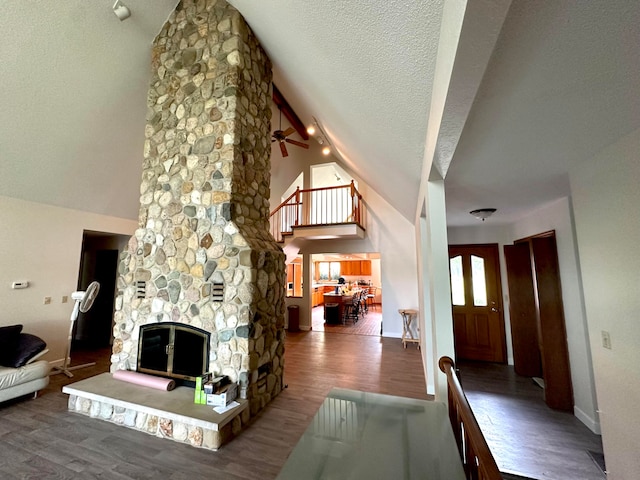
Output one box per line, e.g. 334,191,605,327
105,0,285,444
64,373,247,451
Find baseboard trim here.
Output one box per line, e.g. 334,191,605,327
49,358,64,367
574,406,601,434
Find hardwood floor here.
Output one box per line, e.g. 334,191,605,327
0,332,428,479
3,335,601,479
458,360,605,480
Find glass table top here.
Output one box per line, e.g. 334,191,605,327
277,388,466,480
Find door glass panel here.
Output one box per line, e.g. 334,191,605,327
450,256,465,306
471,255,488,306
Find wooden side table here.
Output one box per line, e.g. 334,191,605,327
399,309,420,349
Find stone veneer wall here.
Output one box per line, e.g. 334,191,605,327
111,0,286,417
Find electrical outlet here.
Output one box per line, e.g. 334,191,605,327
62,295,68,303
601,330,612,349
43,296,52,305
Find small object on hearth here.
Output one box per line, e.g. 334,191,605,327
206,383,238,407
113,370,176,391
194,372,212,404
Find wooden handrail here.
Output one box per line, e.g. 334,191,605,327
269,182,366,243
438,356,502,480
270,189,299,217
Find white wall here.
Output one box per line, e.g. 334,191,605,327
569,127,640,479
0,195,137,364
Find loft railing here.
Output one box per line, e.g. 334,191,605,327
438,356,502,480
269,181,367,243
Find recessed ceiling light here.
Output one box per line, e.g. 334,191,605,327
306,125,316,135
322,146,331,156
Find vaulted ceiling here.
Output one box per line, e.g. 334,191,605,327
2,1,637,227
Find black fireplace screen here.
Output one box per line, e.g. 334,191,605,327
138,323,210,382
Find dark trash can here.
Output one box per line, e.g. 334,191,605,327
325,303,341,325
287,305,300,332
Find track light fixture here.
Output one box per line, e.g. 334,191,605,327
308,116,332,156
113,0,131,21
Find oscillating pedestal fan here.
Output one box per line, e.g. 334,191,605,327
51,281,100,378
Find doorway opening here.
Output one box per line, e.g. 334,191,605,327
310,252,382,336
73,230,129,352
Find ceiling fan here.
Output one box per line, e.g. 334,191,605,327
272,109,309,157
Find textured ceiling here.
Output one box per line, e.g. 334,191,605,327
2,1,637,230
444,0,640,226
0,1,179,219
228,0,444,221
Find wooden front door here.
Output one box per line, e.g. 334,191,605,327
449,244,506,363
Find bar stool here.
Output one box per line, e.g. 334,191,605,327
399,309,420,349
366,286,377,311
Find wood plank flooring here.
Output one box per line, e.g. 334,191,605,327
0,331,428,479
457,360,605,480
2,333,602,479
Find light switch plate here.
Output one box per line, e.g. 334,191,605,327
601,330,612,349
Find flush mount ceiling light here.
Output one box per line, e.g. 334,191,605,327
113,0,131,21
470,208,497,221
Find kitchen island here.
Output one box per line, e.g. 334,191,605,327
323,289,362,323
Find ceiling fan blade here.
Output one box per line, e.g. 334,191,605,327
282,127,296,137
286,139,310,149
279,141,289,157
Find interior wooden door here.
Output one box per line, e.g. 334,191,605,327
449,244,506,363
505,232,573,411
504,243,543,377
531,235,573,411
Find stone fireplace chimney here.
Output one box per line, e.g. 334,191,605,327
112,0,286,418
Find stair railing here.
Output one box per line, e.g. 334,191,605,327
438,356,502,480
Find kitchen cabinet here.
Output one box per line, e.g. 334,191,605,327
360,260,371,275
312,285,337,306
338,260,371,277
286,261,303,297
340,261,351,276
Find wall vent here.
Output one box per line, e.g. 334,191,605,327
211,283,224,301
135,281,146,299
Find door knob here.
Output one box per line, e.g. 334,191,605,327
491,307,499,312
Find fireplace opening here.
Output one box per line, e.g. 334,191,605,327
138,322,210,386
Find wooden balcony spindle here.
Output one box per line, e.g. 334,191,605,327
294,187,300,226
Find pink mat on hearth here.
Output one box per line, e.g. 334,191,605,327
112,370,176,391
